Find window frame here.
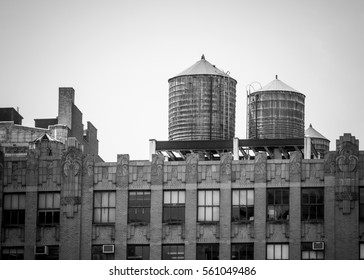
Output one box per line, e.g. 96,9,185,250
93,191,116,224
359,187,364,222
37,192,60,226
301,188,324,221
196,243,219,260
301,242,324,260
197,190,220,223
266,188,289,222
163,190,185,224
162,244,185,260
232,189,254,222
2,193,26,226
91,245,115,260
266,243,289,260
128,191,151,224
127,245,150,260
1,247,24,260
231,243,254,260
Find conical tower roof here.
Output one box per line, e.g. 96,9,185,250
170,55,229,79
255,76,301,93
305,124,329,140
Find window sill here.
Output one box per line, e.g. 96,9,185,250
37,224,60,228
231,220,254,225
128,222,150,226
301,220,324,224
197,221,220,225
267,220,289,224
163,221,184,225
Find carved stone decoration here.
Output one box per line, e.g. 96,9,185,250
220,152,232,182
116,154,129,188
61,147,83,218
151,154,164,185
289,151,302,174
324,152,336,174
336,141,358,173
186,153,199,184
82,154,94,177
254,152,267,183
26,149,39,186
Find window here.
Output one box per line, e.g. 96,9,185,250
38,192,60,225
93,192,116,224
197,244,219,260
231,243,254,260
267,188,289,221
3,193,25,226
198,190,219,222
163,190,185,223
360,188,364,221
232,190,254,222
127,245,150,260
128,191,151,223
266,243,289,260
360,243,364,260
1,247,24,260
35,246,59,260
162,244,185,260
92,245,115,260
301,188,324,221
301,242,324,260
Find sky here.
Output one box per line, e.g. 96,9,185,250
1,0,363,162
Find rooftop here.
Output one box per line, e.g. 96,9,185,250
255,76,301,93
170,54,230,79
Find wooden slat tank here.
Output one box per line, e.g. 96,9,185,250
168,55,237,141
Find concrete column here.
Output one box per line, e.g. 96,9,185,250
233,137,239,161
185,183,197,259
149,139,156,162
304,137,311,159
289,182,301,260
254,183,266,260
219,183,231,259
150,185,163,259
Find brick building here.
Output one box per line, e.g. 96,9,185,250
1,84,364,260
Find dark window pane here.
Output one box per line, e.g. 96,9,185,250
301,205,309,220
282,190,289,204
53,211,60,224
317,205,324,220
302,190,309,204
247,206,254,221
274,189,282,204
267,189,274,204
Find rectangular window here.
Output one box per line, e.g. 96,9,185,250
360,243,364,260
93,192,116,224
162,244,185,260
127,245,150,260
3,193,25,226
91,245,115,260
1,247,24,260
35,246,59,260
301,242,324,260
231,243,254,260
38,192,60,225
267,188,289,221
232,190,254,222
360,188,364,221
198,190,220,222
196,244,219,260
128,191,151,223
163,190,185,224
301,188,324,221
267,243,289,260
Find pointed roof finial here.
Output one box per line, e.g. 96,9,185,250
201,54,205,60
310,123,312,128
275,74,278,79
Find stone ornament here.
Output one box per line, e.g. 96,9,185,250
289,151,302,174
220,153,232,175
151,154,164,176
336,142,358,173
186,153,199,175
82,154,94,177
254,152,266,175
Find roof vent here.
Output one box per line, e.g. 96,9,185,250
201,54,205,60
275,75,278,79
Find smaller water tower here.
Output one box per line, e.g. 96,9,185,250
247,76,305,139
305,124,330,158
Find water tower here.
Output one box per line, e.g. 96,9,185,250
168,55,237,141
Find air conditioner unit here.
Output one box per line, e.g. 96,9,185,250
312,241,325,250
102,245,115,254
34,246,49,255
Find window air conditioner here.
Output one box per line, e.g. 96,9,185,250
312,241,325,250
102,245,115,254
34,245,49,255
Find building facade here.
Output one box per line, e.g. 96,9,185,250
1,73,364,260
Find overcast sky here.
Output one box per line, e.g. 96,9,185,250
1,0,363,162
